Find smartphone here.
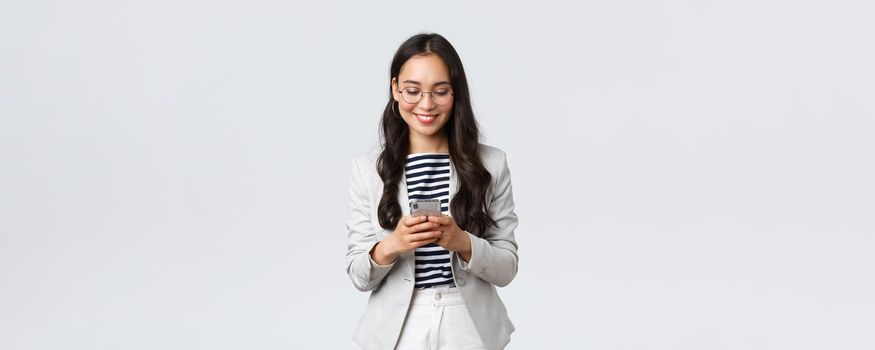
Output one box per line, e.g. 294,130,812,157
409,199,442,217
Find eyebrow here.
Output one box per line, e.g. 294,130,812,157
402,80,451,86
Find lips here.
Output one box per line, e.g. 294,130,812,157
415,114,437,124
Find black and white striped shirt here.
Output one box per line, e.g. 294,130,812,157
405,153,455,289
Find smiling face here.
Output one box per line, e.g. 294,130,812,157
392,54,454,149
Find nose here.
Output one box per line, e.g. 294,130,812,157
417,92,437,110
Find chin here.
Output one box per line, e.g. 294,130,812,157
413,126,445,137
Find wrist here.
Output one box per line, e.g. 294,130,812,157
458,231,473,262
371,240,397,265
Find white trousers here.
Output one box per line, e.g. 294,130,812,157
394,285,486,350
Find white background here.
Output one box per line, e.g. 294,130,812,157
2,0,873,349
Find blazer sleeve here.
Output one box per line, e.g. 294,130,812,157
459,150,519,287
345,156,395,292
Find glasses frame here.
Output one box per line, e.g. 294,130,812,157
397,87,454,105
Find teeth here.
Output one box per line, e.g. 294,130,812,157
416,114,436,121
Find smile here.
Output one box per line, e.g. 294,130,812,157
415,114,437,124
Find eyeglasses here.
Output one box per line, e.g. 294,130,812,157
398,87,454,105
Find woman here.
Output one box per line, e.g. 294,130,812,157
345,33,519,350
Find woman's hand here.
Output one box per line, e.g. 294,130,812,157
370,215,442,265
428,214,473,262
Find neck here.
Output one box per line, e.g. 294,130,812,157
409,132,449,154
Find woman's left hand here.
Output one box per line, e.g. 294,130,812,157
427,214,473,262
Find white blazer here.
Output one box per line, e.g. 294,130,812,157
346,143,519,350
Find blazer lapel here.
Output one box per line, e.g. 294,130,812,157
449,157,457,212
398,174,410,216
397,172,415,276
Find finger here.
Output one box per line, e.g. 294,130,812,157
403,215,428,227
407,230,442,243
428,215,452,226
406,221,441,234
410,237,440,248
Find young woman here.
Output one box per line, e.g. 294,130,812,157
345,33,519,350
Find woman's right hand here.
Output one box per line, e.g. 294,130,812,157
370,215,443,265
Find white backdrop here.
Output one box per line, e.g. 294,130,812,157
2,0,873,349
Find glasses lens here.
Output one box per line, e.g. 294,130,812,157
400,88,453,105
401,88,421,104
432,89,452,105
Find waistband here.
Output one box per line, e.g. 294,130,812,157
411,285,465,306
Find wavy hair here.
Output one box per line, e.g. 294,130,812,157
376,33,497,236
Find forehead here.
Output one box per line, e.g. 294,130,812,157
398,54,451,84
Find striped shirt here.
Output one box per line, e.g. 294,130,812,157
405,153,455,289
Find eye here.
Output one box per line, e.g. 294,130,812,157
403,88,421,95
433,89,451,96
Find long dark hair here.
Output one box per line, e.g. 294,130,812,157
376,33,497,236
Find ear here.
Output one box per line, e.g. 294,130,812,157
391,77,399,102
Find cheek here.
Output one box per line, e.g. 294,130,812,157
398,102,416,113
442,106,453,116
